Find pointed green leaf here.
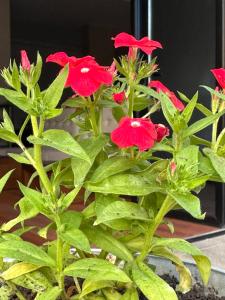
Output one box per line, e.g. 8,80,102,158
86,173,162,196
82,226,133,262
80,279,113,298
152,237,211,285
0,128,19,143
1,196,39,231
0,88,32,113
89,156,137,183
1,262,40,280
94,201,149,225
35,287,62,300
181,91,198,123
64,258,131,282
0,240,55,267
132,261,178,300
182,109,225,138
169,191,204,219
60,228,91,253
204,148,225,182
28,129,90,163
43,65,68,109
8,152,31,164
0,169,14,193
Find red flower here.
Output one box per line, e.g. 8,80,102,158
113,32,162,56
20,50,31,72
149,80,185,111
211,68,225,89
155,124,170,142
113,91,126,104
111,117,157,151
46,52,113,97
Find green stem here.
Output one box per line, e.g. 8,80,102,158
89,103,99,136
137,195,175,262
128,84,134,117
212,119,218,149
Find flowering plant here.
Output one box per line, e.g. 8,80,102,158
0,32,224,299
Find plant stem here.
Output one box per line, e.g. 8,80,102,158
137,195,175,262
89,103,99,136
212,119,218,149
128,83,134,117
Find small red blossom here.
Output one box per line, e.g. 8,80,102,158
46,52,113,97
113,32,162,56
149,80,185,111
113,91,126,104
155,124,170,142
170,161,177,176
111,117,157,151
211,68,225,89
20,50,31,72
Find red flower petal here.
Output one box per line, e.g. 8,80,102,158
155,124,170,142
113,32,162,56
111,117,157,151
20,50,31,72
46,52,72,66
211,68,225,89
149,80,184,111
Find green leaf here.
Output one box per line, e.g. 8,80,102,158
28,129,90,163
0,240,55,267
60,228,91,253
102,288,122,300
1,262,40,280
190,135,211,147
1,196,39,231
64,258,131,282
152,237,211,285
182,109,225,138
169,191,204,219
178,91,211,116
80,280,113,298
2,109,14,132
0,169,14,193
60,210,83,229
94,201,149,225
0,128,19,143
0,283,14,299
72,135,107,186
181,91,198,123
8,152,31,164
175,145,199,177
201,85,225,102
203,148,225,182
86,173,162,196
152,246,192,293
43,65,68,109
89,156,137,183
95,194,131,230
132,261,178,300
121,288,139,300
32,52,43,85
60,187,82,210
19,183,51,217
35,287,62,300
12,269,52,292
82,226,133,262
0,88,32,113
112,106,126,122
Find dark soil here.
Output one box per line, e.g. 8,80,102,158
140,275,225,300
7,275,225,299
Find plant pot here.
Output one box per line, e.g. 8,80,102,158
141,256,225,299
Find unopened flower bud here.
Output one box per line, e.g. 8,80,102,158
170,161,177,176
20,50,31,72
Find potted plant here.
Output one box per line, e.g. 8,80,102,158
0,32,224,299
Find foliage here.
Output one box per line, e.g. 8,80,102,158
0,33,224,299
